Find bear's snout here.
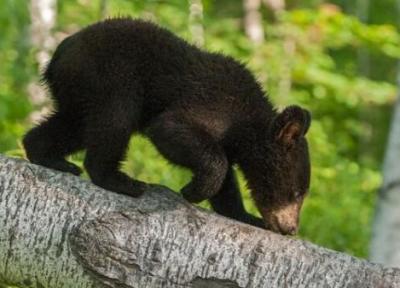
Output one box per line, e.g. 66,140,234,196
261,201,303,235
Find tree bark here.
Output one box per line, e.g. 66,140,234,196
99,0,108,19
263,0,285,13
356,0,370,76
243,0,264,44
369,0,400,268
189,0,204,47
246,0,285,33
370,78,400,267
30,0,57,71
28,0,57,123
0,155,399,288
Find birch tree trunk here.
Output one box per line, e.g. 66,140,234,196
369,0,400,267
262,0,285,14
355,0,372,160
30,0,57,71
369,75,400,266
28,0,57,123
243,0,264,44
262,0,293,104
0,155,399,288
356,0,370,76
189,0,204,47
245,0,288,49
99,0,108,19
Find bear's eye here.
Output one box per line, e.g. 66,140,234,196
294,191,303,199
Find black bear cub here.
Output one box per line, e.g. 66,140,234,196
23,18,311,235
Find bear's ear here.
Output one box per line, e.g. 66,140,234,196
271,106,311,147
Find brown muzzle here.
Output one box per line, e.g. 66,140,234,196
260,201,303,235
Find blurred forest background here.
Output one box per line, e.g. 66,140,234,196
1,0,399,264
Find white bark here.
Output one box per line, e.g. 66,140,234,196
189,0,204,47
245,0,285,46
356,0,370,76
263,0,285,13
355,0,371,157
370,76,400,266
99,0,108,19
0,155,399,288
370,0,400,259
30,0,57,70
278,37,295,103
243,0,264,44
28,0,57,122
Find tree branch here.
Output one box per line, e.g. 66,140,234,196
0,155,398,287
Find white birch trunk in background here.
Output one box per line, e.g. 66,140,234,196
28,0,57,122
370,70,400,267
243,0,264,44
262,0,285,13
369,0,400,267
355,0,372,159
278,36,295,103
261,0,292,103
0,155,399,287
189,0,204,47
99,0,108,19
356,0,370,76
276,0,293,105
30,0,56,70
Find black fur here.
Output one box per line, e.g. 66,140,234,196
23,18,311,234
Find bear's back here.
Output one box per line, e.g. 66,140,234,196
44,18,270,132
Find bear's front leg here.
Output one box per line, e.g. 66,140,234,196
180,144,228,203
147,111,228,203
209,167,265,228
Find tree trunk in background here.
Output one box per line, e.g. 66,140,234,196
28,0,57,123
261,0,292,104
189,0,204,47
278,36,295,105
370,66,400,267
356,0,370,76
369,0,400,267
30,0,56,70
99,0,108,19
355,0,372,160
243,0,264,44
0,155,399,287
262,0,285,14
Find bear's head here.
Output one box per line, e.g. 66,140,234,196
242,106,311,235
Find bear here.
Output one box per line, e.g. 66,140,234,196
23,18,311,235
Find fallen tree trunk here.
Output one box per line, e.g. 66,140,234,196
0,155,399,288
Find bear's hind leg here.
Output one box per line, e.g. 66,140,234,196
23,112,83,175
83,113,146,197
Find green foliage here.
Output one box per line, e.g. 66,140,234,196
0,1,33,152
0,0,397,265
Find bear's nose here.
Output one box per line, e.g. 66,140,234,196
278,223,298,235
285,225,298,235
